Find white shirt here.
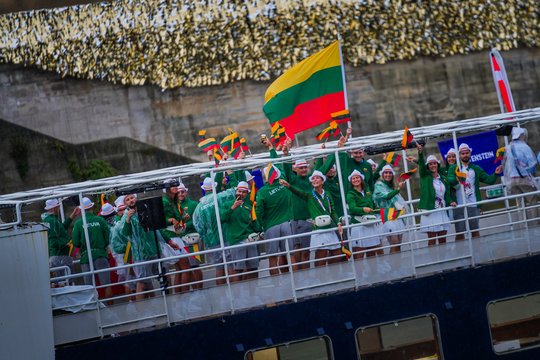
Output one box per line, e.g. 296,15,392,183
456,166,477,205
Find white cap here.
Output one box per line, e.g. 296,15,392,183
458,143,472,153
236,181,250,192
178,183,188,191
80,197,94,210
293,159,308,168
44,199,60,210
309,170,326,183
425,155,440,164
201,177,217,191
264,165,281,181
367,159,377,167
162,178,177,193
379,165,395,176
512,127,526,140
114,196,125,207
348,169,365,182
445,148,456,158
100,203,115,216
244,171,254,182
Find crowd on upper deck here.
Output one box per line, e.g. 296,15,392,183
43,125,540,302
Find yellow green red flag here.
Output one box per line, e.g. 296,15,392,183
263,41,346,139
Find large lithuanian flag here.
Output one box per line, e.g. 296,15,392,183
263,41,346,138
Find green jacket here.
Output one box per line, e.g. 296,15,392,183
271,149,311,220
317,152,378,193
447,162,499,208
220,198,261,245
314,157,344,218
417,152,455,210
287,185,339,230
255,182,292,230
72,213,110,264
179,197,199,234
346,188,377,224
121,213,159,261
162,194,182,240
373,180,406,209
42,213,73,257
111,215,130,256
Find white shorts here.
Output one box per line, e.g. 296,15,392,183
310,230,341,251
420,209,450,233
381,219,405,236
350,223,381,248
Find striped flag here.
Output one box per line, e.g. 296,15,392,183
385,152,402,166
271,122,287,146
490,49,515,114
265,163,279,185
455,166,467,185
398,168,417,182
263,41,346,139
240,137,250,153
380,208,404,224
213,148,223,166
220,129,240,154
401,127,414,149
331,109,350,124
198,137,219,152
494,147,505,163
315,121,341,141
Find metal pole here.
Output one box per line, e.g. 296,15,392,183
402,149,417,276
337,39,351,133
333,150,358,287
210,170,235,312
78,193,103,338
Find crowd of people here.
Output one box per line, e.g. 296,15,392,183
44,126,539,303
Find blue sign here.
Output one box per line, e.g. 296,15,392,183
437,131,500,174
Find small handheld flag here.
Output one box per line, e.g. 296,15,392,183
398,168,418,182
338,230,352,260
380,208,404,224
494,147,505,163
315,121,341,141
240,137,250,153
213,148,223,166
198,130,207,142
385,152,402,166
198,137,219,152
331,109,351,124
265,163,279,185
271,122,287,146
402,127,414,149
455,166,467,185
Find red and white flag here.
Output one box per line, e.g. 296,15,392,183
490,49,516,114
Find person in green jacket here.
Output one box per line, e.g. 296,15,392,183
220,181,262,281
373,165,408,253
416,144,456,246
42,198,81,279
280,170,343,267
162,179,191,293
346,170,382,259
447,143,502,240
110,196,135,298
265,139,311,270
256,164,292,276
72,197,113,301
178,182,203,290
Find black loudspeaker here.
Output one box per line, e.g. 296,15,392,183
495,125,513,137
136,196,167,232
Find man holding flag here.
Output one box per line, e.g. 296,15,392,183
447,144,503,240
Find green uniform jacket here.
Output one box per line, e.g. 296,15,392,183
121,213,159,261
373,180,405,209
43,213,73,257
162,194,182,240
287,185,339,230
417,152,455,210
346,188,377,224
314,157,344,218
220,199,261,245
72,213,110,264
447,163,500,208
111,215,130,255
255,182,292,230
179,197,199,234
270,149,311,220
317,152,378,193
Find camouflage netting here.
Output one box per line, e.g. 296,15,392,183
0,0,538,89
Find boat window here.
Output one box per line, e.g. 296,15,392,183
488,292,540,354
245,336,333,360
355,314,442,360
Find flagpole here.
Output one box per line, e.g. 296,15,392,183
337,38,351,134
